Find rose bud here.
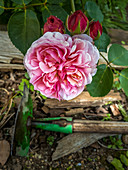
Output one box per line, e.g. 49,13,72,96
43,15,65,34
88,21,103,40
66,10,89,35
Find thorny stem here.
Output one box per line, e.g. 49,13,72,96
70,0,75,12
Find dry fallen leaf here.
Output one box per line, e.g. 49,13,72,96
110,104,120,116
0,140,10,166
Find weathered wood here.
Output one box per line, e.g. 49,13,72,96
44,90,122,108
52,133,112,160
0,56,12,63
73,120,128,134
0,31,23,60
0,64,24,70
108,28,128,44
0,31,24,70
65,108,84,116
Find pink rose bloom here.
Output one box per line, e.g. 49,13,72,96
24,32,99,100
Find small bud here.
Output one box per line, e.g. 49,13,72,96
88,21,103,40
43,15,65,34
66,10,89,35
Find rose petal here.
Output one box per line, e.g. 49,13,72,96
39,61,56,73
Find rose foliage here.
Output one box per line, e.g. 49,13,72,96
24,32,99,100
1,0,128,100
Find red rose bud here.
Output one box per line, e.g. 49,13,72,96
88,21,103,40
43,16,65,34
66,10,89,34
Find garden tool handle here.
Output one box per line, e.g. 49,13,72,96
73,120,128,134
32,117,128,134
31,117,73,134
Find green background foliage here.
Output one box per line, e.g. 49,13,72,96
42,4,68,23
85,1,104,23
11,0,32,5
0,0,128,98
0,0,4,15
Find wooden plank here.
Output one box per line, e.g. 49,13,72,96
0,56,12,63
44,90,122,108
0,64,24,70
73,120,128,134
0,31,23,61
108,28,128,44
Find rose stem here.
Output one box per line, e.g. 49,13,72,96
70,0,75,12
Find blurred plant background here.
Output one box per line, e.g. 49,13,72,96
82,0,128,30
0,0,128,30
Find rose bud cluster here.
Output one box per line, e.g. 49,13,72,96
66,10,89,35
66,10,102,40
87,21,103,40
43,15,65,34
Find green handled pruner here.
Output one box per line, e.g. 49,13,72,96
11,83,128,156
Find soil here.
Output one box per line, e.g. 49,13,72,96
0,70,128,170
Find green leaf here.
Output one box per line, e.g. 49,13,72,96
19,79,30,92
11,0,32,5
108,145,112,148
111,158,124,170
118,103,128,121
120,154,128,166
25,72,30,79
87,64,113,97
47,0,65,4
113,81,121,90
0,0,4,15
126,151,128,158
119,68,128,96
95,32,110,52
108,44,128,66
19,78,34,92
37,91,47,99
42,4,68,23
8,9,40,55
30,84,34,92
85,1,104,23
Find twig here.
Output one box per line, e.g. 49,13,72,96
100,52,110,66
